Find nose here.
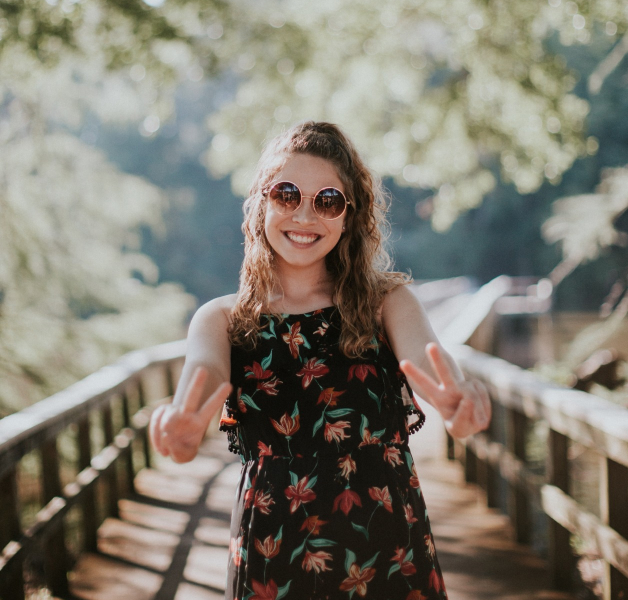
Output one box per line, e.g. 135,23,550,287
291,196,318,225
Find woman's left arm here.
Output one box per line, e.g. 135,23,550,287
381,284,491,439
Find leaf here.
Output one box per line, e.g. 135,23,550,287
306,475,317,489
276,581,291,600
259,332,274,339
360,414,368,438
405,451,414,469
301,334,311,349
345,548,357,574
362,551,380,570
388,562,401,578
367,388,381,412
290,540,306,564
312,414,325,436
326,408,354,418
240,394,261,410
269,318,276,336
261,350,273,371
274,525,283,542
289,471,298,486
351,522,369,541
308,538,336,547
291,401,299,419
406,548,414,562
372,428,386,439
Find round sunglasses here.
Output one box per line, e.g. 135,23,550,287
266,181,350,220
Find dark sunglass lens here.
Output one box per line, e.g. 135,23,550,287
270,182,301,213
314,188,346,219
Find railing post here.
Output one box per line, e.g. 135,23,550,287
507,409,529,543
547,429,573,590
40,437,70,597
137,378,152,469
464,443,477,484
600,457,628,600
101,403,119,518
121,391,136,496
0,467,24,600
77,416,98,552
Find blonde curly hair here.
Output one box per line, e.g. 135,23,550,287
229,121,410,357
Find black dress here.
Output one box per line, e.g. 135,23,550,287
220,307,448,600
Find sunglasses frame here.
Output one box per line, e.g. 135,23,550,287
265,180,351,221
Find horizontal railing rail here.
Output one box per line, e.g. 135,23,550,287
449,344,628,599
0,340,186,600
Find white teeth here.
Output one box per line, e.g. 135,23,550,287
286,232,319,244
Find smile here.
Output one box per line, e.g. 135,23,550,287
284,231,320,245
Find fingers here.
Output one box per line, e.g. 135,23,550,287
199,381,233,423
399,359,441,403
149,404,168,456
180,366,209,414
445,398,475,438
425,343,458,389
445,380,492,438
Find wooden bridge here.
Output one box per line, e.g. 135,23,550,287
1,278,627,600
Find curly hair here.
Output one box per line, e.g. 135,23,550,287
229,121,410,357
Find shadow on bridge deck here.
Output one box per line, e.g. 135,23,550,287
68,411,575,600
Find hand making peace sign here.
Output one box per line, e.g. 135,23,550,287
150,367,232,463
400,342,491,439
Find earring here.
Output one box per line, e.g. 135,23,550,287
342,226,346,231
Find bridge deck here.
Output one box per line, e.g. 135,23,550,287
68,413,575,600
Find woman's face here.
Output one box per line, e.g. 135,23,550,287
264,153,347,274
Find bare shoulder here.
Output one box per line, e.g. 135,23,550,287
381,283,425,321
191,293,237,329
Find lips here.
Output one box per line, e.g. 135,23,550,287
285,231,320,245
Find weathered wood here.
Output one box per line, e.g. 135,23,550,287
507,409,529,543
101,404,119,519
541,484,628,580
121,392,136,496
547,429,573,591
449,345,628,467
464,444,477,484
78,416,98,552
137,379,152,469
0,467,24,600
40,437,69,597
600,458,628,599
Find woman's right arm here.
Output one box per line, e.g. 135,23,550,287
149,295,235,463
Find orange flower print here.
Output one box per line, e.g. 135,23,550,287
314,322,329,336
348,363,377,382
368,486,393,512
337,454,357,479
253,490,275,515
302,550,333,573
358,428,381,447
332,489,362,516
230,536,244,566
236,389,247,413
255,535,281,559
250,578,278,600
339,562,376,597
391,546,417,576
270,412,300,437
245,361,273,380
424,534,435,560
404,504,418,524
282,321,305,358
257,377,282,395
428,568,446,593
409,463,420,489
219,403,238,427
384,445,403,466
297,358,329,389
317,387,345,406
391,431,403,444
284,476,316,513
300,515,328,535
324,420,351,443
257,441,272,456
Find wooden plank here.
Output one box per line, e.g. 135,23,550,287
40,437,69,597
102,404,119,519
449,345,628,467
542,484,628,580
0,467,24,600
508,409,529,544
78,415,98,552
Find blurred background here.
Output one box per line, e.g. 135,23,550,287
1,0,628,415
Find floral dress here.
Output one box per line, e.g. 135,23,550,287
220,306,448,600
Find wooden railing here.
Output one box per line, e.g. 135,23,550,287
0,341,185,600
449,344,628,600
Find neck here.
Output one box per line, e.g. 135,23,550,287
270,259,335,313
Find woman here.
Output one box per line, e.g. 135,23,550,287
150,121,490,600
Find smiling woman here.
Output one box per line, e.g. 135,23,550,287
149,121,491,600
